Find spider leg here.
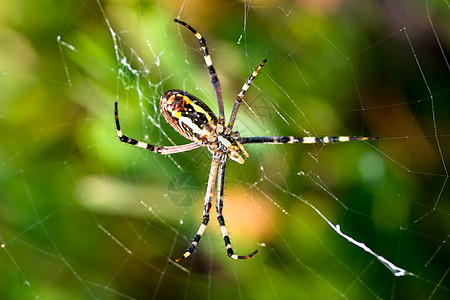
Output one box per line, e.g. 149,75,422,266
115,100,201,154
216,155,258,260
238,135,381,145
173,154,220,262
226,59,267,134
174,19,225,130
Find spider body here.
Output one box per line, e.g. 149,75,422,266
160,89,218,142
160,89,249,164
115,19,379,264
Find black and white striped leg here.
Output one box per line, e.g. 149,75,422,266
174,19,225,128
216,155,258,260
226,59,267,134
238,135,381,145
174,155,220,262
115,100,201,154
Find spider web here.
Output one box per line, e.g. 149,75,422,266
1,0,449,299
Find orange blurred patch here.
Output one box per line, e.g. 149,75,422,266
219,187,277,243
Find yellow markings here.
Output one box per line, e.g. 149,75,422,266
194,32,202,39
182,95,193,105
338,136,350,142
192,105,212,123
231,254,239,260
117,129,123,137
172,251,192,264
236,141,249,158
174,111,182,119
171,94,212,124
234,155,245,165
228,145,245,164
323,136,330,143
180,93,213,123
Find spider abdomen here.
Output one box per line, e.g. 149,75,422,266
160,89,218,142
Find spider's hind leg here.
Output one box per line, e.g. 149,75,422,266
173,155,220,263
174,19,225,129
216,155,258,260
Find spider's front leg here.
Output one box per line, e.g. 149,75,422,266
115,100,201,154
174,19,225,130
218,131,249,165
225,59,267,135
238,135,380,145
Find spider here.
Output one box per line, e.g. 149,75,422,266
114,19,379,263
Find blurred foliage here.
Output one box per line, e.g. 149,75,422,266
1,0,449,299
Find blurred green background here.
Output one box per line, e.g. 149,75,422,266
1,0,449,299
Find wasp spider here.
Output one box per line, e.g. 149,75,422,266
114,19,379,263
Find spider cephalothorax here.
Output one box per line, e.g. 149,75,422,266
160,89,249,164
114,18,379,264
